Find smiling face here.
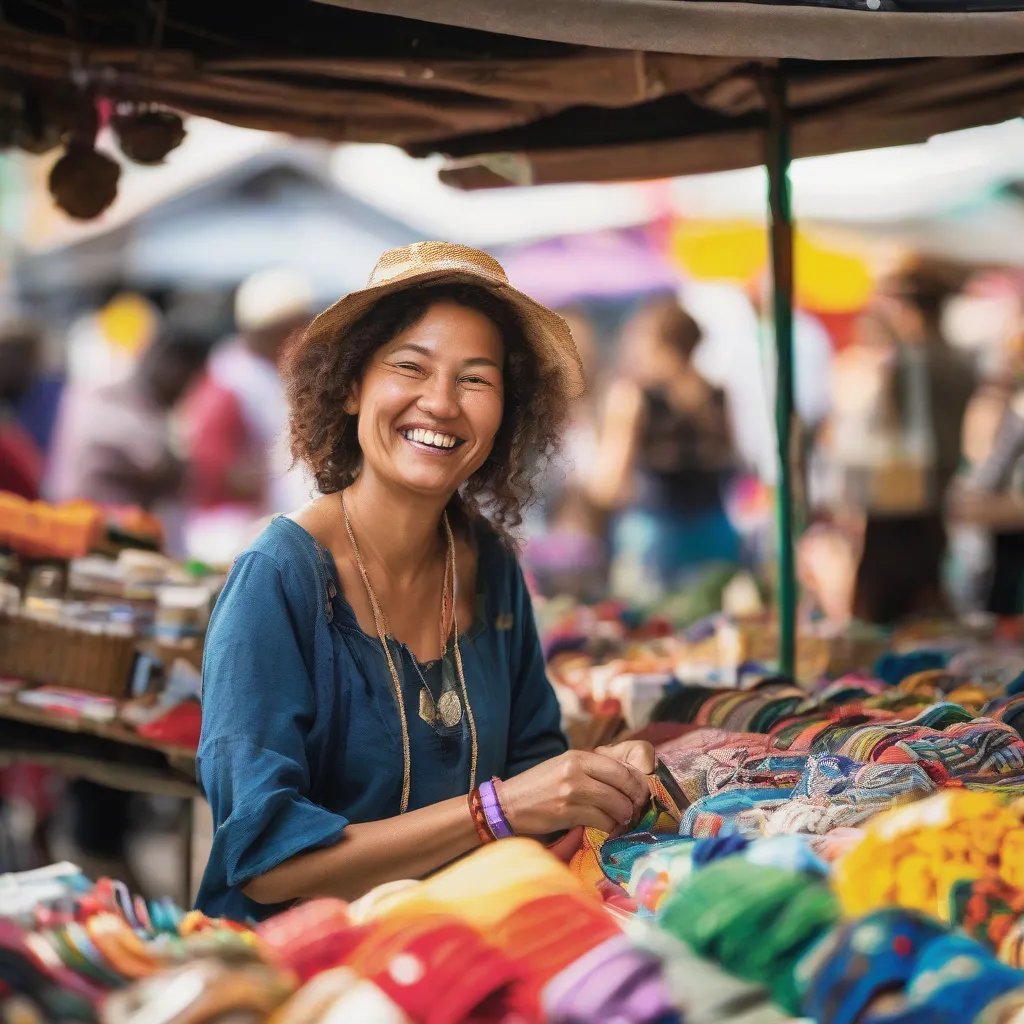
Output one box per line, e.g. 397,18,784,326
346,300,505,498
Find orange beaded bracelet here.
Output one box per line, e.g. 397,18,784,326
468,786,496,844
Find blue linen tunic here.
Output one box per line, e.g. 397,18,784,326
195,515,567,922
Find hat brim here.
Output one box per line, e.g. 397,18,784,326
300,267,586,400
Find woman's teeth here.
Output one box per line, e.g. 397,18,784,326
403,428,460,449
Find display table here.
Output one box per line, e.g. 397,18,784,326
0,698,201,898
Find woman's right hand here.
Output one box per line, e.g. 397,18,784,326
495,749,651,837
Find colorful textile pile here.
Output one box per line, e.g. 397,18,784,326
564,660,1024,908
10,615,1024,1021
541,621,1024,1022
833,791,1024,954
0,842,680,1024
658,853,1024,1024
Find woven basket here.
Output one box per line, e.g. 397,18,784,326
0,614,137,698
739,622,890,682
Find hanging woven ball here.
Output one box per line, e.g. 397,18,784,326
113,108,186,165
48,142,121,220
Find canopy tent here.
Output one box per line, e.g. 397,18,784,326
4,0,1023,672
317,0,1024,59
2,2,1023,184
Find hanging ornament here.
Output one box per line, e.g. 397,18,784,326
112,105,186,166
48,95,120,221
49,143,121,219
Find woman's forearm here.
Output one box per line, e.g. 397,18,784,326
243,795,481,905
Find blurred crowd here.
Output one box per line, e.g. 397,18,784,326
7,250,1024,891
6,256,1024,623
1,270,316,564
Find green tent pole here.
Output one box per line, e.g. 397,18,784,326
763,69,797,678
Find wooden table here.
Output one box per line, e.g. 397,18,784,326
0,698,201,898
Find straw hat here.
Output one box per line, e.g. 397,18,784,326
235,268,315,334
301,241,585,399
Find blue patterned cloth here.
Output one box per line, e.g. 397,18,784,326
196,516,567,922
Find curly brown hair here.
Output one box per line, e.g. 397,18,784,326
283,282,571,541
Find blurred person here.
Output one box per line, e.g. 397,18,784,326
797,517,860,627
554,307,602,506
590,295,739,601
64,291,161,390
689,281,833,486
183,269,315,565
955,327,1024,613
748,283,834,435
0,319,44,499
46,314,209,890
0,318,58,871
821,259,975,624
48,313,209,511
522,308,606,599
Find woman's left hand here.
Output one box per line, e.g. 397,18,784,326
594,740,656,775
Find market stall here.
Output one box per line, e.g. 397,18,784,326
0,493,216,895
6,2,1024,1022
8,0,1024,671
7,620,1024,1022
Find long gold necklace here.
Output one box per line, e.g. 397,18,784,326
341,491,479,813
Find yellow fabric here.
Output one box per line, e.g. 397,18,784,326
569,827,610,891
835,791,1024,921
366,839,589,929
347,880,421,924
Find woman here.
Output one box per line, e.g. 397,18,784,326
589,295,739,601
196,243,655,922
831,264,974,625
524,308,607,600
955,328,1024,614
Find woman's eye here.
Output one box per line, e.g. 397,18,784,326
395,362,423,373
461,375,492,387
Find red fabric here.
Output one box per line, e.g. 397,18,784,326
816,310,858,352
184,375,252,509
0,420,43,499
136,701,202,749
0,764,59,818
259,901,365,983
489,894,619,1017
350,914,525,1024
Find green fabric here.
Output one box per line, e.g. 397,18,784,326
658,858,839,1013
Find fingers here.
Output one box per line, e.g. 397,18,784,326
547,826,585,863
570,774,637,832
573,804,621,835
577,751,649,815
597,740,657,775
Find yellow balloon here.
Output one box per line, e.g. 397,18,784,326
795,233,874,314
668,218,874,313
669,220,766,282
98,293,158,356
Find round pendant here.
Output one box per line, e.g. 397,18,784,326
437,690,463,728
418,689,437,726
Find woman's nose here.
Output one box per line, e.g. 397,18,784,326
418,374,460,419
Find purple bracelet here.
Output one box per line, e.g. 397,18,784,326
479,778,515,839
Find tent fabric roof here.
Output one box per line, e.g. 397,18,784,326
2,0,1023,188
319,0,1024,61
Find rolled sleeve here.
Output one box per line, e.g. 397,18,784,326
504,558,569,778
197,550,346,908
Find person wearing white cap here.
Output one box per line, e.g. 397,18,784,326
183,268,315,565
